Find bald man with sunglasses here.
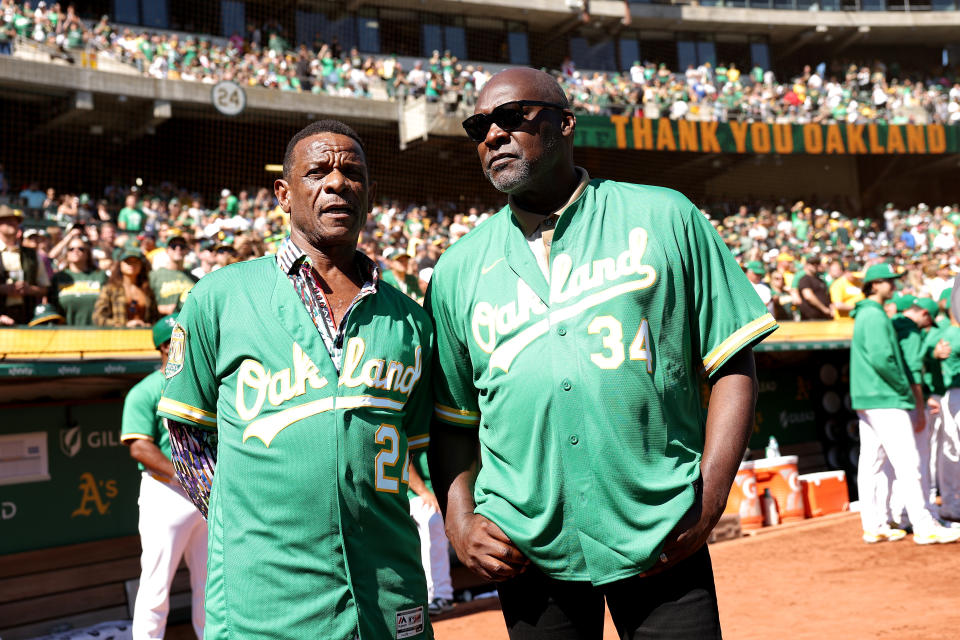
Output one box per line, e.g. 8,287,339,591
426,68,776,639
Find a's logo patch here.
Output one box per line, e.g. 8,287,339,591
396,606,424,639
165,324,186,378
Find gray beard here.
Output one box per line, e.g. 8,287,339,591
484,125,564,194
484,157,533,193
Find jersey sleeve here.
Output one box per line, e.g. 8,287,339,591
166,417,217,519
157,288,218,430
923,325,945,363
861,308,912,393
424,268,481,428
121,375,161,444
682,205,778,377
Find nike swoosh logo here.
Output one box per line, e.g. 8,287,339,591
481,258,505,275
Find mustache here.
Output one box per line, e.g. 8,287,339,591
317,198,360,212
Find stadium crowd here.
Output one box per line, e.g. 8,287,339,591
2,177,958,328
2,0,960,124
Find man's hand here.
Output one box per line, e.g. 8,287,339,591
447,512,529,582
421,490,441,514
126,318,146,327
407,460,441,513
927,397,941,416
641,479,715,577
913,410,926,434
0,314,14,326
643,348,757,576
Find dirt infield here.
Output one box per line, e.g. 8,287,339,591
432,513,960,639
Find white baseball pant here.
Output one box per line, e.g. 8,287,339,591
938,391,960,521
856,409,938,535
409,495,453,601
887,401,940,526
132,471,207,640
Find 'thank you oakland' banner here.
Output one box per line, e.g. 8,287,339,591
573,115,959,155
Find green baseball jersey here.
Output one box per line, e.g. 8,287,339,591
157,256,433,640
938,325,960,390
120,370,170,470
427,180,777,584
892,315,923,384
850,299,914,410
148,267,197,307
923,323,948,396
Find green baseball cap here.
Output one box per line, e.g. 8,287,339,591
28,303,66,327
914,298,939,317
744,261,765,276
118,247,143,261
862,263,903,285
152,314,179,348
894,294,917,313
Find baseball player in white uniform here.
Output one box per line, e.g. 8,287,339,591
120,315,207,639
408,451,455,615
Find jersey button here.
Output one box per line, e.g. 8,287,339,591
557,326,566,336
561,379,572,391
569,434,579,445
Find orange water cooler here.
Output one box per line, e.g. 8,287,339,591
724,461,763,530
753,455,804,523
799,470,850,517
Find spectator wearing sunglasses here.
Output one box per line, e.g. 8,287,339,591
51,236,106,325
149,236,197,315
427,67,775,640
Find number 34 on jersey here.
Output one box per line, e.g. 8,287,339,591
587,316,653,372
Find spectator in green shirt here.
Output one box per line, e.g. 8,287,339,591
13,6,32,38
51,236,106,325
379,248,421,301
148,236,196,315
118,194,145,233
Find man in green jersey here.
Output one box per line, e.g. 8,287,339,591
886,297,947,528
427,68,777,639
850,264,960,545
158,121,434,640
121,315,207,639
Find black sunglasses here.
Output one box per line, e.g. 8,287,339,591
462,100,567,143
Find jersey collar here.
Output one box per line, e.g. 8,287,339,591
276,236,380,288
508,167,590,237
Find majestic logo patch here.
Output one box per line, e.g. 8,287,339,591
165,324,186,378
395,606,424,639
